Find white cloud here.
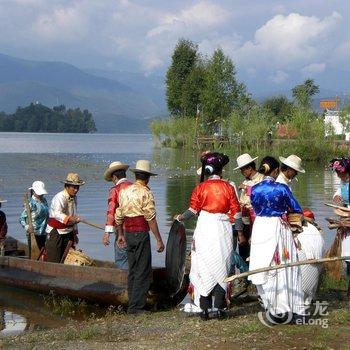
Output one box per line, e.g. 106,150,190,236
32,5,88,42
147,1,229,38
269,70,288,83
301,62,326,75
236,11,342,68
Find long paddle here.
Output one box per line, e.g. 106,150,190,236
79,218,104,231
324,203,350,212
224,255,350,283
23,194,40,260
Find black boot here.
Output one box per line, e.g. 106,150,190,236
200,309,209,321
217,309,228,320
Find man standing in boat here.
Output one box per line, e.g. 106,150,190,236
102,161,132,269
45,173,85,263
115,160,165,314
234,153,264,263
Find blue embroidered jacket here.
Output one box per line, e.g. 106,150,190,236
19,196,49,235
251,178,302,217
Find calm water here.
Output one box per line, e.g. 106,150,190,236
0,132,341,333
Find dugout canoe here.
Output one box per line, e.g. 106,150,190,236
0,224,189,308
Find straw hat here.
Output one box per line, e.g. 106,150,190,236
29,181,48,195
0,197,7,203
234,153,258,170
279,155,305,173
130,160,157,176
61,173,85,186
104,161,129,181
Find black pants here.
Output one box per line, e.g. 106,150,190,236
125,231,152,312
35,235,47,250
45,229,74,263
238,224,251,264
200,284,226,310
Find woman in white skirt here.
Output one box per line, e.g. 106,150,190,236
176,152,242,320
249,156,305,323
329,157,350,297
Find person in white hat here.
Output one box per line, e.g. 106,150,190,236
234,153,264,263
102,161,132,269
45,173,85,263
276,154,305,189
0,197,7,245
19,181,49,250
115,160,164,314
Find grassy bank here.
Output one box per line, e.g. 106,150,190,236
150,107,346,161
2,277,350,350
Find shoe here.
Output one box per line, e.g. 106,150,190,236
217,309,228,320
200,309,209,321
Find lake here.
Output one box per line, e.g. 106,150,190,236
0,132,341,334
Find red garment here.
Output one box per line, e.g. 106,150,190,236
124,216,149,233
0,211,7,240
189,179,241,223
105,179,132,229
48,217,70,229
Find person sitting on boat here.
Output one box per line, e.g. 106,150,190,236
45,173,85,263
277,154,305,189
102,161,132,269
329,157,350,297
249,156,305,324
0,197,8,245
19,181,49,250
234,153,264,264
115,160,165,314
176,152,242,320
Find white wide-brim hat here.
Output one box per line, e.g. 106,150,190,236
29,181,48,195
104,161,129,181
279,155,305,173
0,197,7,203
130,160,157,176
234,153,258,170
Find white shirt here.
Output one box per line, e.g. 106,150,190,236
46,189,78,235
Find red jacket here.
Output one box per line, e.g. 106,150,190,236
190,178,241,223
105,178,132,233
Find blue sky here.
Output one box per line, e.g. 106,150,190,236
1,0,349,95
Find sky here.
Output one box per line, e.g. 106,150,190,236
0,0,349,95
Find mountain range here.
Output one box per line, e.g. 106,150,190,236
0,53,167,132
0,52,349,133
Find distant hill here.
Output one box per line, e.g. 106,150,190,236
0,53,167,132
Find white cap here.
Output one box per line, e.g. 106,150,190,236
29,181,48,196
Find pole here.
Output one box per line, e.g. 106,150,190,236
224,255,350,283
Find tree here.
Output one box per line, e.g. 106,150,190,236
166,39,199,117
292,79,320,110
201,48,248,133
262,95,294,121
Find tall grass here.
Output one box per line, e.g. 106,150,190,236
150,107,341,161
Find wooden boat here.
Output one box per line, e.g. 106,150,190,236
0,227,189,308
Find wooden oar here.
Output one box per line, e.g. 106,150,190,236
23,194,41,260
324,203,350,212
224,256,350,283
79,218,104,231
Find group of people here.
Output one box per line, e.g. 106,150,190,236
0,153,349,320
176,152,329,322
